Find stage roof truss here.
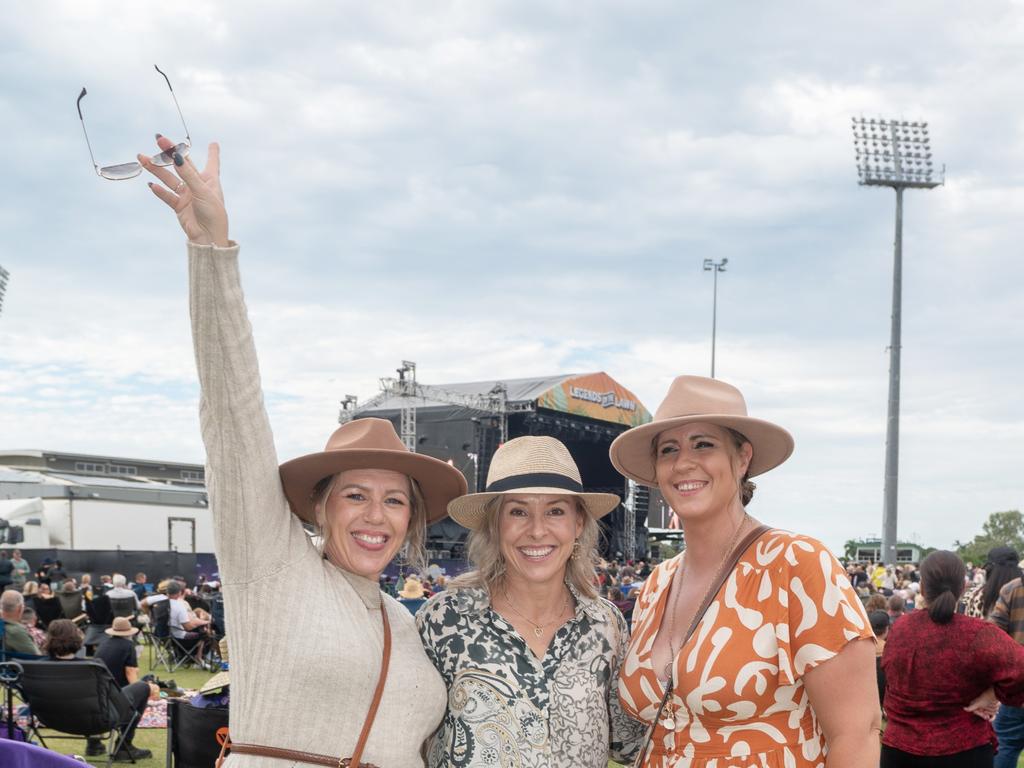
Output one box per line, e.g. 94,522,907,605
339,360,521,449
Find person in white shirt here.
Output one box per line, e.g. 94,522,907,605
166,580,211,664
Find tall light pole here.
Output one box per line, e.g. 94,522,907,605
703,258,728,378
851,117,944,565
0,265,9,317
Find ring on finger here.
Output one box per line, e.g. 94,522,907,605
174,181,186,193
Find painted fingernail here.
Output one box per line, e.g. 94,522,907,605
155,133,163,139
173,152,184,167
147,182,154,189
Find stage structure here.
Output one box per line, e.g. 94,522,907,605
339,365,652,562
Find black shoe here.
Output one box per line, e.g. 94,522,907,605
112,744,152,762
85,737,106,756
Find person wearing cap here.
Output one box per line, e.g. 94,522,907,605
417,436,645,767
135,135,467,767
610,376,879,768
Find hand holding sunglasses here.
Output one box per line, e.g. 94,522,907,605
141,135,229,248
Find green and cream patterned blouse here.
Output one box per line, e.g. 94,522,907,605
416,583,644,768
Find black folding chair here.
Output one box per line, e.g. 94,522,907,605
10,659,139,766
109,596,138,620
57,588,88,626
33,595,63,630
148,599,205,672
165,698,230,768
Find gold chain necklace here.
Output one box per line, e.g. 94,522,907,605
659,511,748,730
501,586,570,638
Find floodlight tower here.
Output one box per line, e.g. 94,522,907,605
0,265,9,317
851,117,944,565
703,258,728,378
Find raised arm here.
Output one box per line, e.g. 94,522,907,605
139,137,308,584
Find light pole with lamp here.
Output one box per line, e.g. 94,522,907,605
703,258,728,378
851,117,944,565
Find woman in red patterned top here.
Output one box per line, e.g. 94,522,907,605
881,550,1024,767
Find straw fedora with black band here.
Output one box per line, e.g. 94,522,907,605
279,418,468,525
609,376,794,486
447,436,620,530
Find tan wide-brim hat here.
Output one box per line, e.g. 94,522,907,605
279,418,468,525
104,616,139,637
609,375,794,486
448,436,620,530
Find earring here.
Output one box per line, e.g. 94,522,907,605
571,539,581,561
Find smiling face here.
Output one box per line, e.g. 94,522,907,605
319,468,414,580
497,494,584,590
654,422,753,523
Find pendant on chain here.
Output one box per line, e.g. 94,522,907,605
533,627,543,638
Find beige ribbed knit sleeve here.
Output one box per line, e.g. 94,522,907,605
188,241,309,585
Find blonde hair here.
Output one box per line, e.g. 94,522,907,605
450,496,600,599
313,472,428,573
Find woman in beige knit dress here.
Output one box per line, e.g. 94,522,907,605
136,136,467,766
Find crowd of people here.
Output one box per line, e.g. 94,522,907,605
0,558,225,761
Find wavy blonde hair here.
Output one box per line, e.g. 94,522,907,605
450,496,600,599
313,472,428,573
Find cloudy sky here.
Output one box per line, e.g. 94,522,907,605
1,1,1021,554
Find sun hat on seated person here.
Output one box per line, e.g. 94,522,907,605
447,436,620,530
199,637,231,695
609,375,794,487
104,616,139,638
279,417,468,526
398,576,425,600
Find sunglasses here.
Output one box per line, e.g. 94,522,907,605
77,65,191,180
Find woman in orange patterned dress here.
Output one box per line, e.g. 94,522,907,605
610,376,880,768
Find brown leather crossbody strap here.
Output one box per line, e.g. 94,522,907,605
228,743,380,767
217,598,392,768
349,599,391,766
633,524,770,767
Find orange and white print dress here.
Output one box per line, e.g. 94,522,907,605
618,530,873,768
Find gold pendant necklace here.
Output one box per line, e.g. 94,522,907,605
659,511,748,731
501,586,570,638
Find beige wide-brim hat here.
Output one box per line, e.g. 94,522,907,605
279,418,468,525
609,375,794,486
104,617,139,637
199,637,231,695
398,577,425,599
448,436,620,530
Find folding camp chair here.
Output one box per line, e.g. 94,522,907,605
148,599,207,672
10,659,140,767
56,588,88,626
165,698,230,768
108,596,138,621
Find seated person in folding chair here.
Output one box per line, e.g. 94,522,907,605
44,619,156,761
106,574,142,612
167,581,212,665
0,590,41,656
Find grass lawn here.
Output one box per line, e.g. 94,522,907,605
31,646,220,767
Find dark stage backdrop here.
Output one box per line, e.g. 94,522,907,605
17,549,220,586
